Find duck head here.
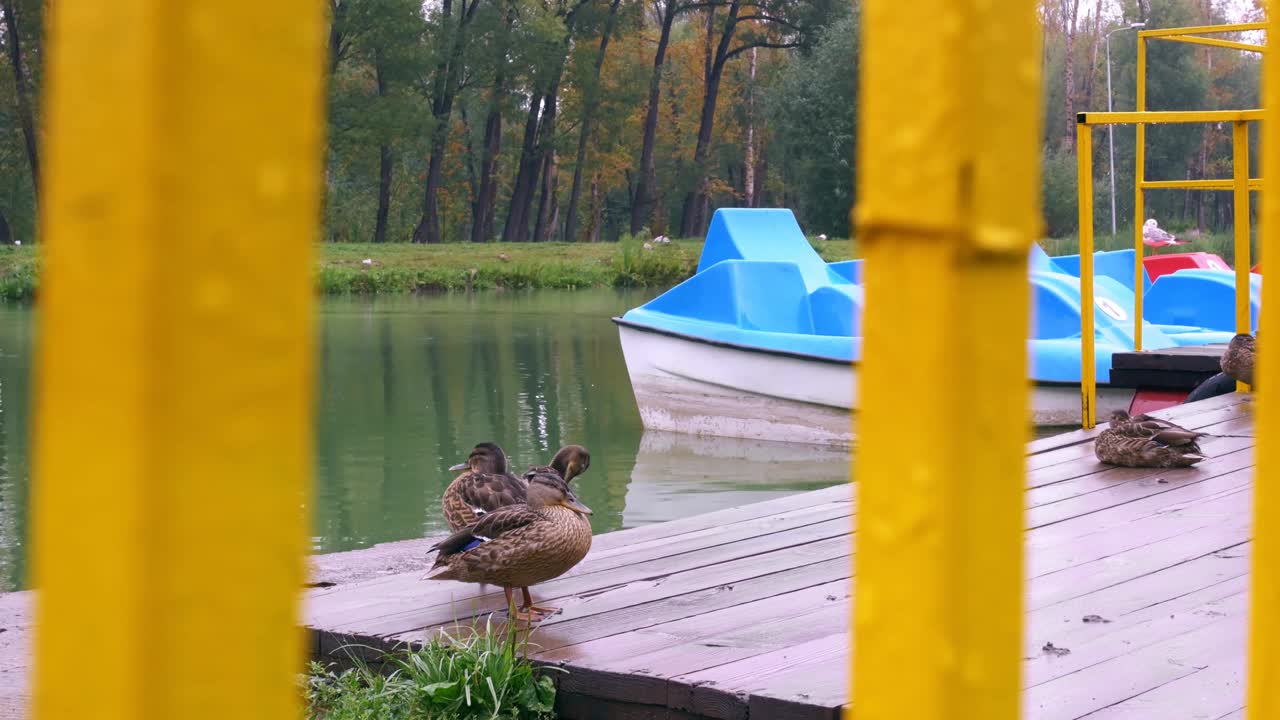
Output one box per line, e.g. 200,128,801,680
525,469,592,516
449,442,509,474
549,444,591,483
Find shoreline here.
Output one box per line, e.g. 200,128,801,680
0,239,856,300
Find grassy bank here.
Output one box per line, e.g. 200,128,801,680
0,238,855,299
0,229,1250,301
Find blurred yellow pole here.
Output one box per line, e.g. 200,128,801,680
30,2,324,719
1078,123,1097,429
851,0,1040,716
1247,16,1279,717
1232,121,1252,392
1134,35,1147,351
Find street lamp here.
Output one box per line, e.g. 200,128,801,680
1106,21,1145,236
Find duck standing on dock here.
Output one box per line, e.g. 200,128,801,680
1095,410,1206,468
425,469,593,622
442,443,593,531
1220,332,1256,387
442,443,527,531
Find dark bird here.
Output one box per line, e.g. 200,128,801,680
425,470,593,623
1221,332,1257,387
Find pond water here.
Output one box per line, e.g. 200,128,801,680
0,289,854,591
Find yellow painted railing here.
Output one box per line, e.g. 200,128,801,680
1251,16,1279,716
851,0,1040,716
31,2,325,718
1076,108,1259,427
1133,26,1265,353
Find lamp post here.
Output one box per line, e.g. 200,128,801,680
1106,21,1145,236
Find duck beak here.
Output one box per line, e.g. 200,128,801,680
562,497,593,515
448,462,469,472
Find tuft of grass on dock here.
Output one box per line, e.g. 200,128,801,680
305,617,558,720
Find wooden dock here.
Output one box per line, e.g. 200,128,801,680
306,391,1257,720
1109,343,1228,390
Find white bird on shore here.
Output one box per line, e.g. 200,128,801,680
652,235,670,244
817,234,828,241
362,258,374,266
1142,218,1185,248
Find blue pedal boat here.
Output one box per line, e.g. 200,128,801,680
612,208,1257,446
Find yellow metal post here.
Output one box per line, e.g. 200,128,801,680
31,2,325,719
1248,33,1280,719
1232,121,1252,393
852,0,1039,716
1078,124,1097,429
1134,35,1147,352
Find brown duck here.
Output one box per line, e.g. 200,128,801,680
442,443,527,532
1095,410,1206,468
442,443,592,532
425,470,593,622
1221,332,1256,387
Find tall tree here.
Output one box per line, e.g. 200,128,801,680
471,3,518,242
412,0,485,244
564,0,624,242
2,0,38,202
679,0,807,237
1061,0,1080,148
629,0,681,234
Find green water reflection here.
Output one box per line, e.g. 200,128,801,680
0,290,861,590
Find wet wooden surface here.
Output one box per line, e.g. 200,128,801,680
307,391,1257,720
1110,343,1228,389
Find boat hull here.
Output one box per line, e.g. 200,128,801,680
616,321,1133,446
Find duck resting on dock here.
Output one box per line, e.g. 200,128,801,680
1220,332,1257,387
425,469,593,623
1095,410,1206,468
442,443,592,531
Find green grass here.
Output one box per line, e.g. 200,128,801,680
0,237,856,298
305,616,558,720
2,228,1250,299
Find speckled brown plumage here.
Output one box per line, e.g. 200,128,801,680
443,443,593,531
1095,410,1205,468
427,472,593,619
442,443,528,531
1221,332,1256,387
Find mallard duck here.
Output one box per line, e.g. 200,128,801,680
1221,332,1256,387
1095,410,1206,468
547,444,591,482
425,470,593,622
442,443,527,532
443,443,592,531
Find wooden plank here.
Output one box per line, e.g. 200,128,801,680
1108,368,1218,390
1022,610,1247,719
306,497,853,623
1025,582,1247,687
319,516,853,637
1079,651,1244,719
1027,514,1250,611
670,634,847,720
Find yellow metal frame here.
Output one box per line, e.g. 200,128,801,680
1073,21,1265,427
1075,109,1258,427
1131,26,1264,354
31,2,325,718
1251,13,1279,714
851,0,1039,716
